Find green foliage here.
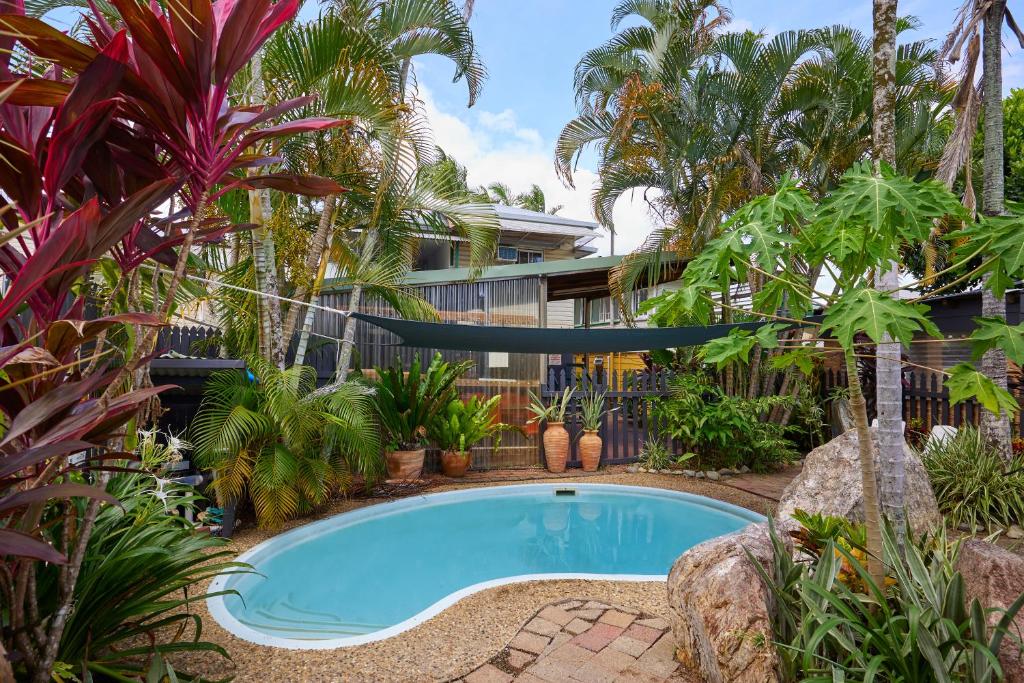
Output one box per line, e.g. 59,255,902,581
428,394,516,454
921,427,1024,532
700,323,788,369
820,288,940,348
756,522,1024,682
637,439,694,470
193,357,381,528
652,372,798,471
946,363,1020,417
40,471,245,680
373,353,472,450
578,390,607,431
969,316,1024,365
527,386,575,424
1005,89,1024,203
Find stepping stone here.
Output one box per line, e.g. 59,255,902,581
525,616,561,636
505,649,534,669
624,623,663,644
572,623,625,652
609,634,652,658
598,610,636,628
537,605,575,626
565,618,592,635
464,664,512,683
510,630,550,655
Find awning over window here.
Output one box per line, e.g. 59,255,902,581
351,313,777,354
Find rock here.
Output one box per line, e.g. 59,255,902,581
668,523,787,683
739,465,751,474
776,427,941,536
955,539,1024,681
659,468,673,475
671,469,684,475
719,468,735,476
626,465,639,473
1009,525,1024,540
695,471,705,479
637,467,648,473
706,471,721,481
683,470,696,477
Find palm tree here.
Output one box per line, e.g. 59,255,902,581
938,0,1024,461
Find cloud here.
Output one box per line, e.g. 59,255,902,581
417,85,658,256
727,16,777,39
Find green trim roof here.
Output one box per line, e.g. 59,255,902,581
323,255,625,291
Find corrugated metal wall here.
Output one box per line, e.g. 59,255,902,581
311,277,546,469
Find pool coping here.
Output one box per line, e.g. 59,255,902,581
206,482,765,650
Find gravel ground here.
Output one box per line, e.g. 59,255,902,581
172,471,775,682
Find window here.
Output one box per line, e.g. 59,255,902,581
497,245,518,262
449,243,460,268
574,299,585,327
517,250,543,264
589,297,611,325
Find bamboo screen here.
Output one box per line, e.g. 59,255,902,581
313,276,547,469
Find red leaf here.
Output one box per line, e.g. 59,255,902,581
230,174,345,197
236,117,347,151
0,15,98,72
53,29,128,134
0,482,118,512
0,369,112,448
0,529,66,563
0,440,94,479
0,79,71,106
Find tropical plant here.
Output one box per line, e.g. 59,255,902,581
527,387,575,424
578,391,607,431
653,372,797,472
637,439,694,470
755,521,1024,682
192,357,380,529
429,395,516,455
40,468,246,680
372,353,472,451
920,426,1024,532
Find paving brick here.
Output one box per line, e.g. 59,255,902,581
634,617,670,631
529,656,584,682
565,617,593,635
511,630,551,655
572,608,604,620
525,616,562,636
506,649,534,669
615,667,669,683
541,632,572,656
464,664,513,683
572,623,626,652
599,610,637,629
609,635,651,658
583,600,612,610
632,635,679,678
538,605,575,626
560,600,584,610
542,642,594,668
623,623,663,644
515,674,549,683
571,647,636,683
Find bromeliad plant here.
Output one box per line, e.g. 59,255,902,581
429,395,517,457
527,387,575,425
649,164,1024,587
373,353,472,451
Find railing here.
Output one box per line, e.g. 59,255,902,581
822,368,1024,434
541,363,675,466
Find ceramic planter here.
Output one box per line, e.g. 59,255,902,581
579,430,602,472
440,449,471,478
385,448,425,480
543,422,569,473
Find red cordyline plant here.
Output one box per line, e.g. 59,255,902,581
0,1,345,680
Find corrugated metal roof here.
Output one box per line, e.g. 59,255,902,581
492,204,599,231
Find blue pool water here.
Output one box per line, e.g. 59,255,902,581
208,484,762,648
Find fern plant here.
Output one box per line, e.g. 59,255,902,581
192,357,380,528
373,353,472,451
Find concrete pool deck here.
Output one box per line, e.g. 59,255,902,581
174,470,776,682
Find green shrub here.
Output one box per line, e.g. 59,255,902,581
637,439,694,470
373,353,472,450
754,520,1024,682
920,426,1024,531
652,372,798,471
428,394,517,453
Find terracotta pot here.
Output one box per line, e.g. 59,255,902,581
440,450,471,478
579,430,602,472
543,422,569,473
385,448,425,480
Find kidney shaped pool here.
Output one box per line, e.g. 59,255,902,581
207,483,762,649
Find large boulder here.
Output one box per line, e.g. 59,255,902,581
956,539,1024,682
667,522,787,683
776,427,941,536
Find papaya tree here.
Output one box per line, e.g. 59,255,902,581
653,164,1024,587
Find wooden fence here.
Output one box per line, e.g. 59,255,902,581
822,369,1024,434
157,325,222,358
541,364,674,467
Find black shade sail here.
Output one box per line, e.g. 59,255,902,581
351,313,777,354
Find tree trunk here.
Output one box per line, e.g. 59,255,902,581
872,0,906,534
980,0,1012,461
845,351,887,589
334,231,377,382
294,231,334,367
282,192,338,343
249,49,286,369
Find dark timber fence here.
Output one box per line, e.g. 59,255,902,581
822,369,1024,434
541,363,675,467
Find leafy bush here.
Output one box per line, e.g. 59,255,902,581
637,439,694,470
920,426,1024,531
428,395,517,454
652,372,798,471
755,521,1024,682
193,357,380,528
373,353,472,450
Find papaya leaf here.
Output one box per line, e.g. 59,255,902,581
946,363,1019,417
968,317,1024,365
820,289,939,348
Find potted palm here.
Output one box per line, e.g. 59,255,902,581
429,395,517,477
528,387,574,473
578,390,607,472
373,353,471,479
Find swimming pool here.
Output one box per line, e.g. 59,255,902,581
207,483,762,649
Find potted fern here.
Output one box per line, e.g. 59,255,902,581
429,395,517,477
577,391,607,472
373,353,471,479
528,387,574,473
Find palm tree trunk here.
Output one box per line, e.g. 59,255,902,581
845,350,887,589
294,232,334,367
872,0,906,534
980,0,1012,462
334,231,377,382
283,192,338,344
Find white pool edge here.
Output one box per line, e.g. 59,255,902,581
207,482,764,650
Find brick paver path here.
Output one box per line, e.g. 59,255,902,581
453,599,695,683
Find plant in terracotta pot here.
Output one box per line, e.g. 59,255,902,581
577,391,607,472
528,387,574,473
373,353,471,479
429,395,518,477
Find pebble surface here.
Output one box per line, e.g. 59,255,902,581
172,471,773,682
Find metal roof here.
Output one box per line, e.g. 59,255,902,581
492,204,599,231
368,255,626,288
